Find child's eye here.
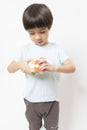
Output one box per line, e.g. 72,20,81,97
29,33,35,35
40,31,46,34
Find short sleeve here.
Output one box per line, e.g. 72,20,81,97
58,47,69,65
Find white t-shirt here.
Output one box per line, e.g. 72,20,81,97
14,42,68,102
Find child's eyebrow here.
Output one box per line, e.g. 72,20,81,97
28,29,35,32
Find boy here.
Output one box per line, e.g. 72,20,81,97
7,3,75,130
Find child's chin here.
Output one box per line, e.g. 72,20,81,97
36,42,47,46
36,43,44,46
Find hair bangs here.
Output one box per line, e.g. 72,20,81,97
26,15,48,29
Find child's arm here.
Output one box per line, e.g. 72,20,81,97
56,59,76,73
40,59,76,73
7,59,32,74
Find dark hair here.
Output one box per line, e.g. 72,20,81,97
22,3,53,30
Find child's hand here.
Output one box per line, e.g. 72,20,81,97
19,59,33,74
39,57,58,72
40,62,58,72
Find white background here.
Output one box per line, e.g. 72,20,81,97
0,0,87,130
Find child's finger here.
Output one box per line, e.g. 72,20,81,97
40,63,48,70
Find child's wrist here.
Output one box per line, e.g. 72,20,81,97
17,61,22,69
54,66,60,72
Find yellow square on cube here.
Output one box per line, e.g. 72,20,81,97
35,64,39,68
30,68,35,73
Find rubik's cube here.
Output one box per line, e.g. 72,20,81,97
28,59,43,75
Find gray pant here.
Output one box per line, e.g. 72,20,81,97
24,99,59,130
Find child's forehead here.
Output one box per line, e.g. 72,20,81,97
28,27,47,32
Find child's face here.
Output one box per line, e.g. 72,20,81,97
28,27,49,46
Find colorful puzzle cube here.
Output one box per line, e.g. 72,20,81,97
28,59,43,75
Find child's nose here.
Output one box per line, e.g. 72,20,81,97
35,34,41,40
